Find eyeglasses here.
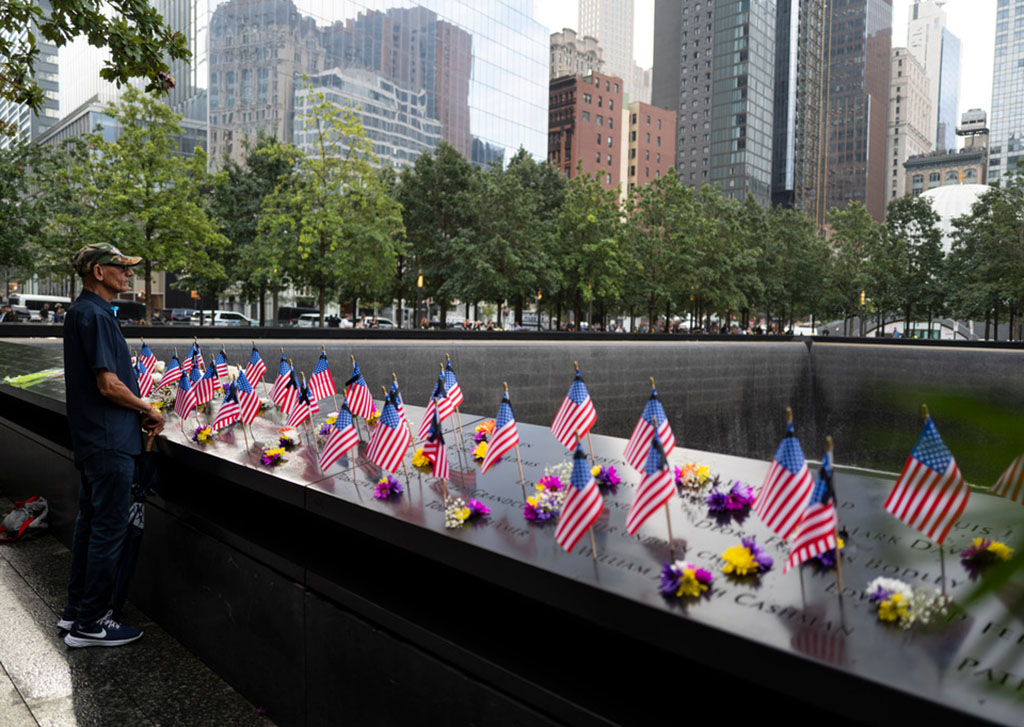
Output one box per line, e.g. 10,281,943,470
103,263,133,273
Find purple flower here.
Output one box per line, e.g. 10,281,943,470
538,475,563,491
474,430,489,443
468,498,490,517
868,585,894,603
694,568,714,586
523,503,539,521
727,482,754,509
658,562,683,596
814,548,839,568
741,537,773,572
373,475,403,500
706,489,731,511
319,422,332,436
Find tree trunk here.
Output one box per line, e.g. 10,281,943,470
574,290,583,331
69,275,77,301
629,307,635,333
465,301,471,321
664,300,671,333
555,298,562,331
439,300,447,328
984,310,991,341
144,260,153,324
259,288,266,327
514,295,523,326
993,302,999,342
272,288,280,327
647,294,656,334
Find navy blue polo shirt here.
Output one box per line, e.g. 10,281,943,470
64,290,142,466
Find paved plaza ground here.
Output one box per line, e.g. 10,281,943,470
0,494,272,727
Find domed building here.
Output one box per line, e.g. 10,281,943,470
919,183,988,253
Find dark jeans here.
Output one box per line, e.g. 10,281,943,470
66,450,134,625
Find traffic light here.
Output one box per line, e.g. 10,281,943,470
860,290,866,306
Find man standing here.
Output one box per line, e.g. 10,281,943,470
60,243,164,648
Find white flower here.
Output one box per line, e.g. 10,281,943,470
866,577,913,601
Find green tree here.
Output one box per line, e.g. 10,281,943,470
624,171,695,331
763,206,832,331
884,195,945,333
259,87,405,324
556,167,625,328
828,201,883,335
396,142,476,327
82,86,227,323
1,0,188,135
212,134,303,325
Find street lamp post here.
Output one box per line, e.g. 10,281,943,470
416,269,424,329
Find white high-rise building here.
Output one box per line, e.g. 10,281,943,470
906,0,961,152
579,0,648,102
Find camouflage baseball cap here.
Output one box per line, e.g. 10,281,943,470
72,243,142,276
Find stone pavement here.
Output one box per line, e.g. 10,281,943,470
0,496,273,727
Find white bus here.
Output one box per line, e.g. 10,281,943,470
8,294,71,321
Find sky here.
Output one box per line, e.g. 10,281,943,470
535,0,996,120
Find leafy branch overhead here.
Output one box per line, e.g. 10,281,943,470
0,0,189,135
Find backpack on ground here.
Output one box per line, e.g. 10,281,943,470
0,496,49,542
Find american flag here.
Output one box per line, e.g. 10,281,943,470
269,356,292,408
134,358,154,399
138,341,157,374
420,403,450,481
274,370,299,416
625,426,674,535
286,379,315,428
417,374,455,440
318,401,359,471
754,420,815,541
195,365,218,406
443,359,464,408
155,353,182,390
182,341,201,375
555,441,604,553
309,352,336,403
480,389,520,474
366,392,411,473
623,386,676,471
390,379,408,426
884,416,969,545
245,346,267,385
213,382,241,430
785,448,839,573
551,368,597,449
991,453,1024,505
235,369,261,425
345,359,374,419
213,348,229,385
173,374,197,419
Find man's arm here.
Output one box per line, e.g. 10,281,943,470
96,370,165,435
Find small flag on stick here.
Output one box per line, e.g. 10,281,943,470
551,363,597,449
785,439,839,572
753,408,815,541
884,406,969,544
555,439,604,553
990,453,1024,505
623,379,675,471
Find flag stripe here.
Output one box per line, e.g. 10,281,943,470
624,468,673,535
480,422,520,473
318,425,359,470
992,454,1024,504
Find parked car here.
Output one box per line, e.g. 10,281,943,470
159,308,197,325
277,306,318,326
189,310,256,327
297,313,326,328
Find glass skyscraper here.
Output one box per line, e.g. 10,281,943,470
166,0,549,168
989,0,1024,185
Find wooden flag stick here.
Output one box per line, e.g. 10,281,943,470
588,527,599,562
514,445,528,501
586,431,596,465
920,404,947,595
827,435,844,595
394,373,416,453
401,459,413,488
665,505,676,561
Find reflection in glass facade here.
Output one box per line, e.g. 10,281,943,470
988,0,1024,185
936,28,960,153
167,0,547,168
825,0,892,222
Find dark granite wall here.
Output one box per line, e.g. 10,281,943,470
138,340,1023,475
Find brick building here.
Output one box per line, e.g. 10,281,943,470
626,102,676,193
548,72,624,191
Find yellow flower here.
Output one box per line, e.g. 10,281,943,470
366,409,381,426
378,477,389,486
695,465,711,483
265,447,285,457
591,465,602,477
473,441,488,461
150,400,164,411
412,448,431,468
676,568,709,598
527,495,540,507
325,412,338,426
721,546,759,576
878,593,908,622
535,483,546,492
196,427,212,442
836,537,845,550
455,507,471,522
986,540,1014,561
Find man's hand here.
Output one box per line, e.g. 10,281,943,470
96,370,165,436
141,406,165,436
